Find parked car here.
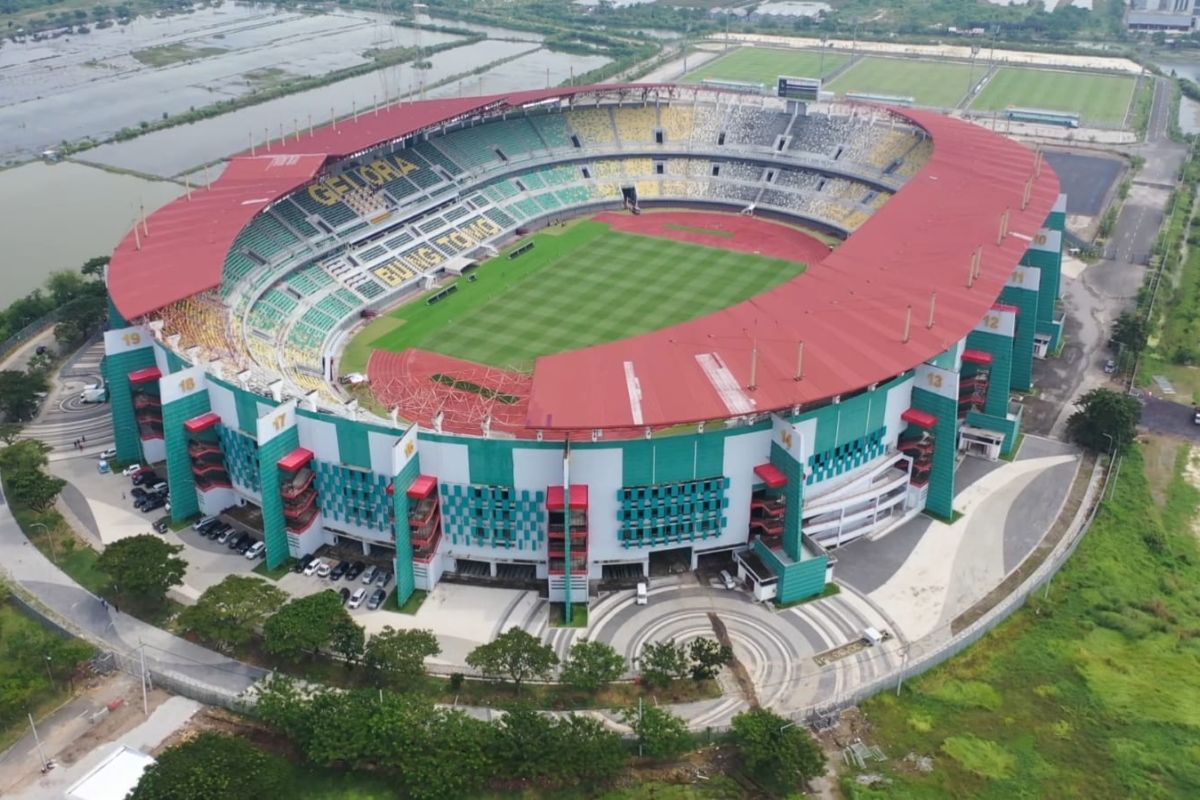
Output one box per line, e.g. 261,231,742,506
719,570,737,590
205,524,225,540
121,463,143,477
131,470,156,486
139,496,166,513
152,519,169,534
374,569,392,587
236,537,254,555
194,515,218,532
636,581,648,605
339,588,351,605
304,557,323,576
366,588,387,611
316,560,332,578
1103,359,1117,374
329,561,349,581
295,554,315,574
348,588,368,609
131,487,149,500
346,561,366,581
98,448,117,461
361,565,378,585
244,541,266,560
149,482,168,494
227,532,248,551
216,528,232,544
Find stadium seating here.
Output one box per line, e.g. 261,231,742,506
566,107,617,146
659,106,694,144
614,106,658,144
528,111,573,150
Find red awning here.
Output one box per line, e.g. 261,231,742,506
407,474,438,500
546,485,589,509
902,408,938,429
127,367,162,386
753,463,788,488
992,303,1020,314
962,349,994,366
184,412,220,433
277,447,314,471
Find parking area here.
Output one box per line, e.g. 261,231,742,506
274,546,396,615
51,455,172,547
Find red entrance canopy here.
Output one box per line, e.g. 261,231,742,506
407,474,438,500
128,366,162,386
902,408,938,429
277,447,314,471
753,463,788,489
184,412,221,433
546,485,589,510
962,349,994,366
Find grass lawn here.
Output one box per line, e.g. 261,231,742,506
131,43,226,67
846,442,1200,798
0,603,79,751
254,558,295,581
364,220,805,370
683,46,850,85
827,56,976,108
970,67,1137,126
386,587,427,615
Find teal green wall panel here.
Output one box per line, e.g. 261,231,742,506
468,438,515,487
999,285,1038,392
105,348,157,464
235,390,262,436
768,441,804,559
965,329,1013,420
753,539,827,604
910,387,958,518
391,458,421,607
258,428,299,570
162,391,211,523
106,295,128,329
965,409,1019,456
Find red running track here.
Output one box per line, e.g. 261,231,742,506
593,210,833,264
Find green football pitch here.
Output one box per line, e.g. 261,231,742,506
684,46,850,86
969,67,1137,126
362,220,806,371
826,56,977,108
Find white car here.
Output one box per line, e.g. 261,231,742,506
348,588,368,609
316,560,332,578
121,463,143,477
244,541,266,560
98,448,117,460
303,558,323,576
636,581,648,605
719,570,738,590
361,565,378,585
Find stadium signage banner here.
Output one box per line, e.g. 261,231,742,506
1006,264,1040,291
914,363,959,402
771,414,805,463
976,306,1017,338
256,399,296,445
160,365,207,405
392,424,420,476
104,325,153,355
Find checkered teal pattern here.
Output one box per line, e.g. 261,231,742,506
313,460,392,532
216,425,261,493
617,477,730,549
805,427,886,486
440,483,546,551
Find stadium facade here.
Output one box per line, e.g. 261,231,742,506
103,85,1063,609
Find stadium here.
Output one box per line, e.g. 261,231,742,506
102,84,1064,613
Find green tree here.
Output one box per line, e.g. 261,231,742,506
688,637,732,681
0,422,23,445
128,733,288,800
177,575,286,652
553,714,625,787
24,349,55,376
363,626,440,687
1110,311,1149,356
263,590,361,662
465,627,558,693
6,467,65,511
621,703,691,760
1066,388,1141,454
638,639,689,689
0,370,47,421
46,270,86,307
95,534,186,607
80,255,110,278
730,708,825,795
561,638,625,693
331,614,366,666
490,706,559,780
0,438,50,473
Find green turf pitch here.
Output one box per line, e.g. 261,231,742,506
684,46,850,86
366,220,806,371
969,67,1136,126
827,56,977,108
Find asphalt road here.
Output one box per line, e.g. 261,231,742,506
1043,151,1122,216
1140,396,1200,441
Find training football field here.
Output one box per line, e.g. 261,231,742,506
826,56,977,108
684,46,851,85
969,67,1137,126
365,219,806,371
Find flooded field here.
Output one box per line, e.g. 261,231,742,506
0,161,182,304
80,44,609,177
0,5,461,163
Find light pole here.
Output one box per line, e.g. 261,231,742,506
44,654,53,688
29,522,55,564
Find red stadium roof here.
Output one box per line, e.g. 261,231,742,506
107,85,661,321
525,109,1060,430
